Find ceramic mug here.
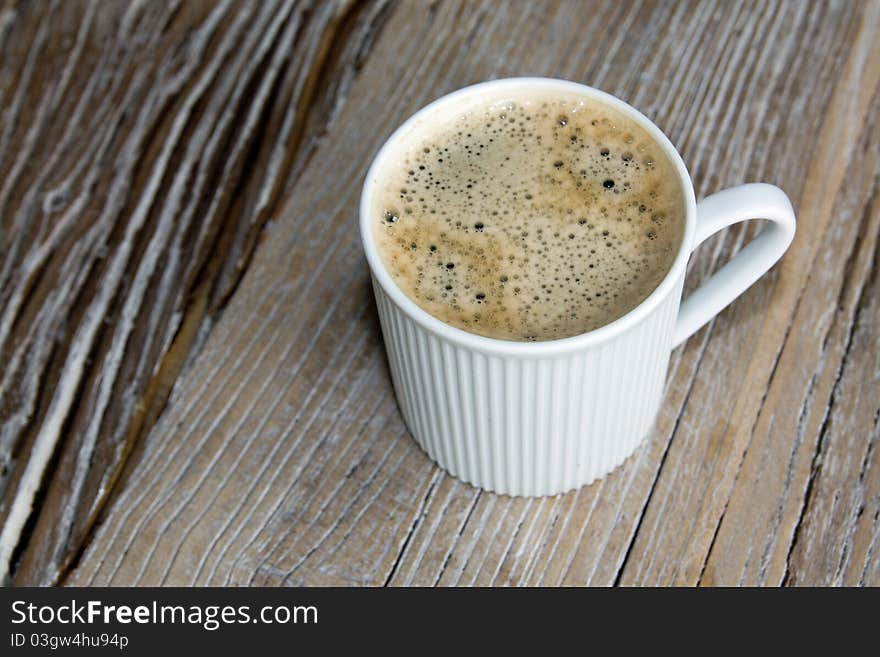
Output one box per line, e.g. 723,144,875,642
359,78,796,496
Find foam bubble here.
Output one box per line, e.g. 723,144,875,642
373,92,685,341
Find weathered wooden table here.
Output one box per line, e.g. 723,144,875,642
1,0,877,587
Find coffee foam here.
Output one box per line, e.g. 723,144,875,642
371,90,685,341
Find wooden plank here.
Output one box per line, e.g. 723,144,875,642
0,0,394,585
59,0,874,587
621,0,880,585
701,82,880,585
784,180,880,587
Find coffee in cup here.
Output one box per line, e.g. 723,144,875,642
371,90,685,341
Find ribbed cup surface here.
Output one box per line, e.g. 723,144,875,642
372,276,682,496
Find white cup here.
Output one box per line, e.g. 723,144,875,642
359,78,796,496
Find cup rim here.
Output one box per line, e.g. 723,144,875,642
359,77,697,356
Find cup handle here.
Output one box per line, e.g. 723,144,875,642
673,183,796,347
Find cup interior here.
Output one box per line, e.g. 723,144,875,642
360,77,697,356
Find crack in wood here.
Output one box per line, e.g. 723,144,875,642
383,469,443,586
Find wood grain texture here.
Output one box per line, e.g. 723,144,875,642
1,0,877,586
0,0,393,585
